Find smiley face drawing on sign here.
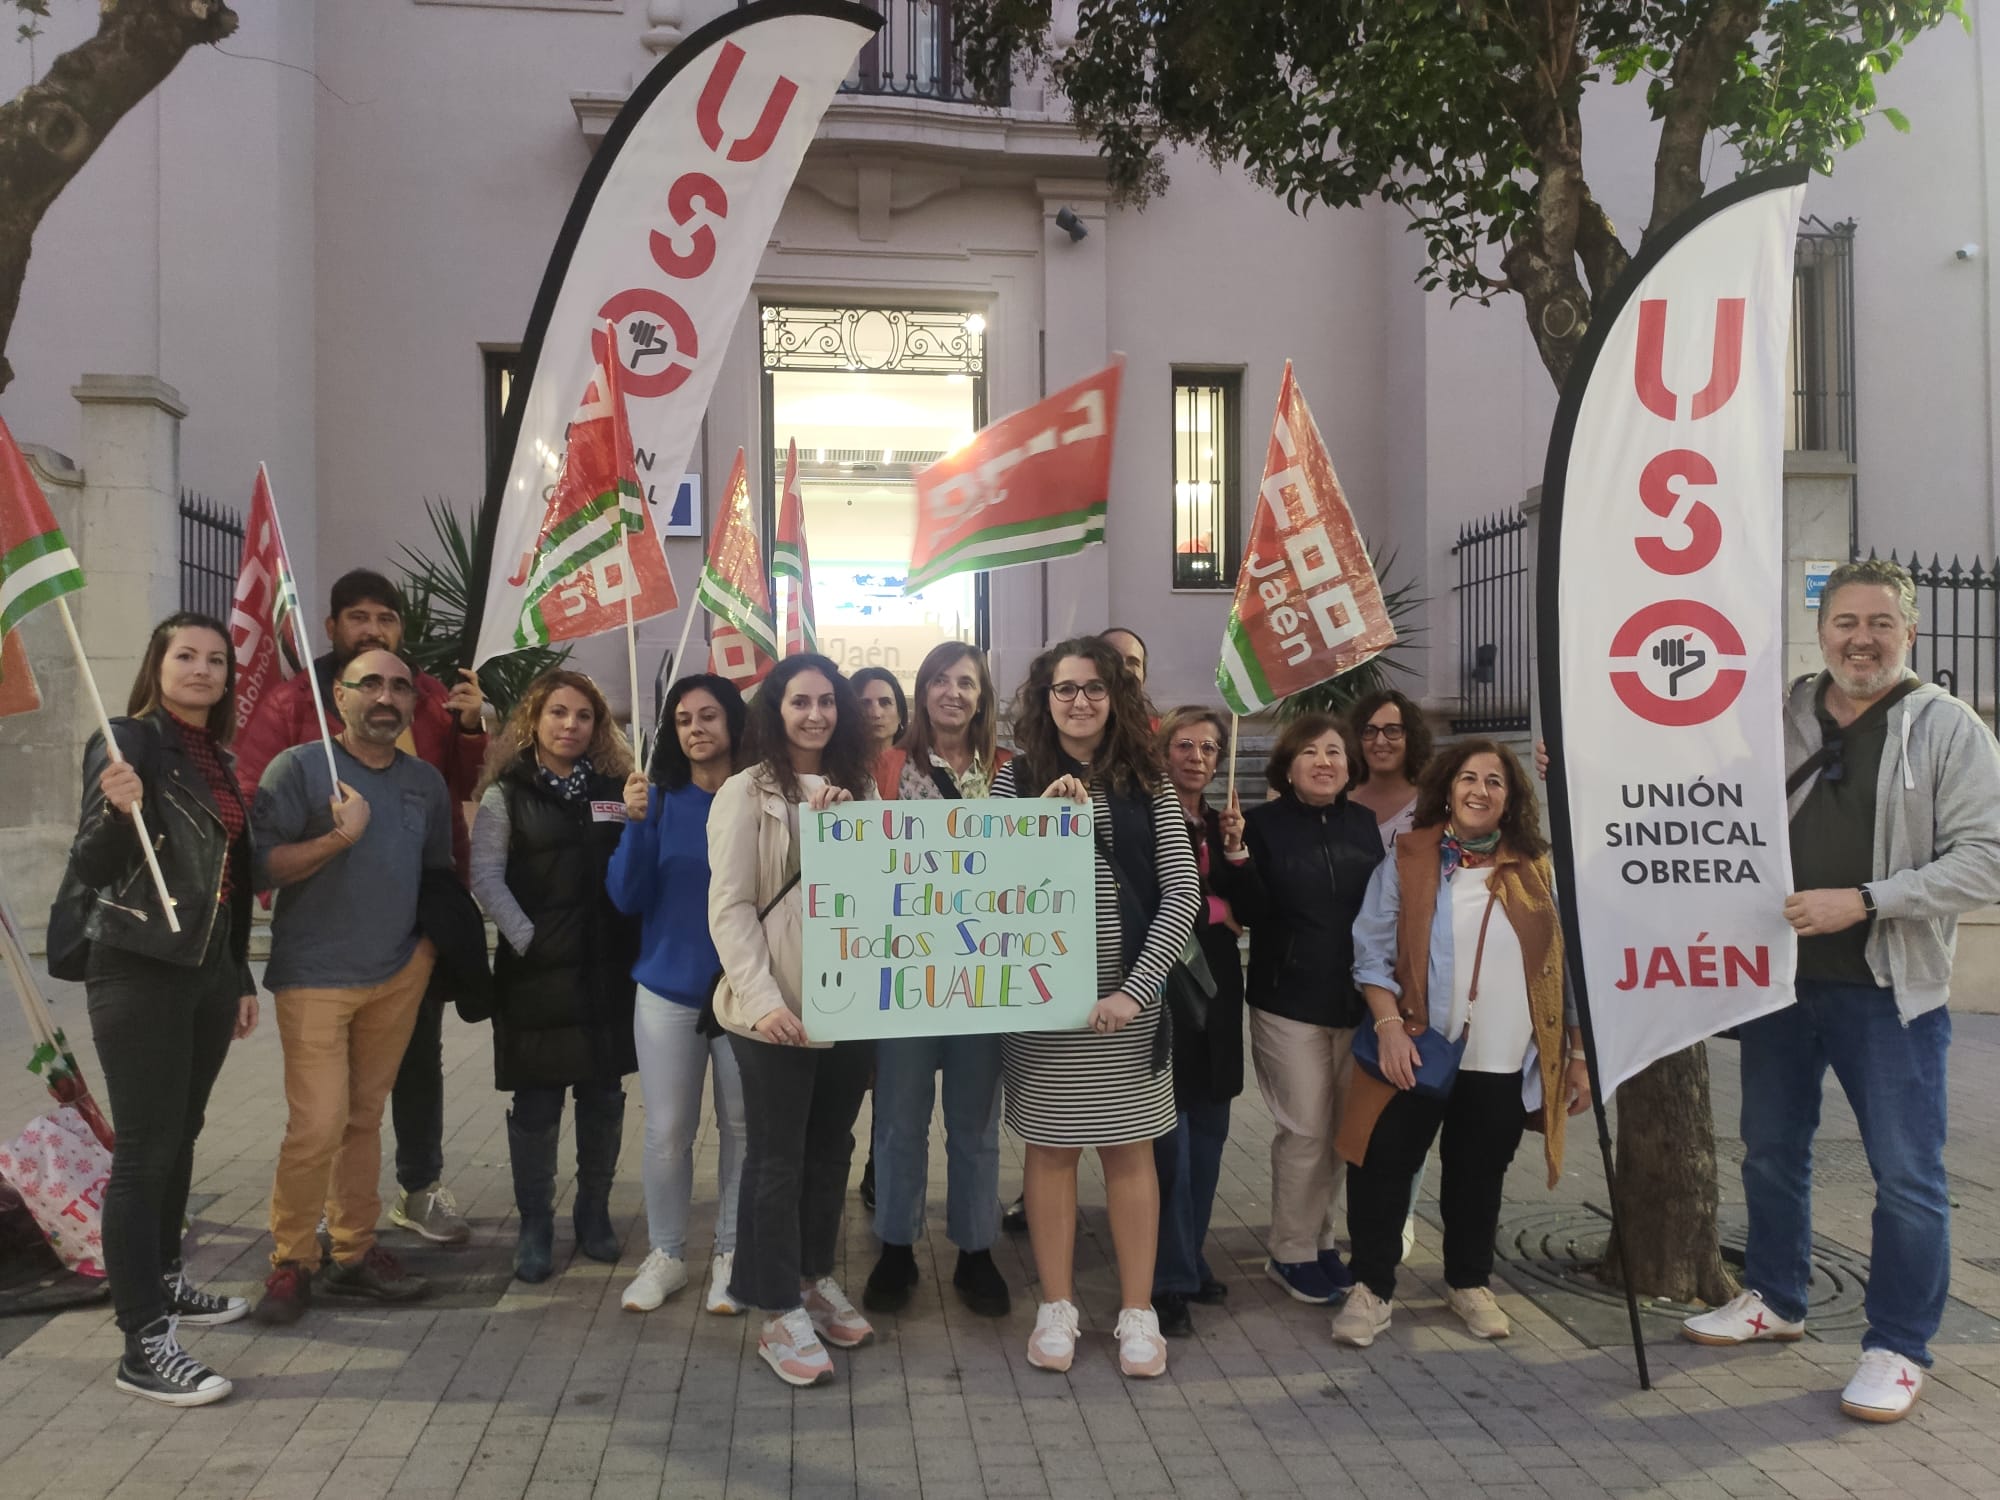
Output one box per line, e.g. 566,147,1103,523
1607,599,1748,727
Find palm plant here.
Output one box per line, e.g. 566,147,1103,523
1277,545,1426,721
395,498,569,717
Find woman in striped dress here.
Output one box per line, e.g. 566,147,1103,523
992,637,1201,1379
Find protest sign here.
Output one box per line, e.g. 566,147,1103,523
799,798,1098,1041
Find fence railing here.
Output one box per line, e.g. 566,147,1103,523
1859,550,2000,729
178,491,243,622
1450,509,1531,734
839,1,1002,104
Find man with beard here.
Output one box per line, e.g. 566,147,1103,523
249,649,457,1323
233,569,484,1246
1680,559,2000,1423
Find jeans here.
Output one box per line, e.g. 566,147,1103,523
1152,1100,1230,1297
1346,1070,1527,1302
727,1033,873,1312
1737,980,1952,1366
634,987,745,1257
392,989,446,1193
871,1033,1003,1251
86,915,241,1332
1248,1009,1353,1262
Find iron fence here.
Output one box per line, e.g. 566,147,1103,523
838,1,1001,104
178,491,243,621
1857,549,2000,728
1450,509,1531,733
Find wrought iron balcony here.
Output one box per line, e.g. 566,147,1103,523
839,1,1004,105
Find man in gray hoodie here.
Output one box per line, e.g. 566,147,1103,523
1682,558,2000,1423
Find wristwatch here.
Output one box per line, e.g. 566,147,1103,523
1859,885,1877,915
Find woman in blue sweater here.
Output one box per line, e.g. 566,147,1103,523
607,674,748,1314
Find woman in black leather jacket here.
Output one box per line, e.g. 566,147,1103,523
1223,711,1383,1305
62,611,260,1407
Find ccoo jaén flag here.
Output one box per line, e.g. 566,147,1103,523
1539,166,1807,1094
0,412,84,666
775,438,817,655
698,448,776,692
230,465,306,736
1216,364,1394,715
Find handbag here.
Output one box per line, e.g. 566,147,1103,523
1093,827,1214,1036
696,871,802,1039
1352,879,1501,1099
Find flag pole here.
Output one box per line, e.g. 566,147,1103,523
259,465,342,794
1226,711,1239,807
54,598,179,933
667,603,698,696
620,525,644,762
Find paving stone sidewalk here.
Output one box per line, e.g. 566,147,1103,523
1,961,1997,1500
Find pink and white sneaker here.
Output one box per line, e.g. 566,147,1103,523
758,1308,834,1387
803,1276,874,1348
1027,1299,1080,1372
1840,1349,1925,1423
1681,1289,1804,1346
1114,1306,1167,1378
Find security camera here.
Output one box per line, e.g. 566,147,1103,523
1957,243,1981,261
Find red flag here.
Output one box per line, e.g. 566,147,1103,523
0,630,39,718
698,449,775,692
1216,362,1394,713
229,467,306,737
775,439,818,655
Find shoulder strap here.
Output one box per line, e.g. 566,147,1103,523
757,871,801,923
1464,883,1502,1005
1787,676,1922,795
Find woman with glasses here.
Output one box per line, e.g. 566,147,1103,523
994,638,1200,1380
1147,707,1251,1340
469,671,640,1283
1223,713,1384,1305
863,643,1014,1319
1348,690,1431,852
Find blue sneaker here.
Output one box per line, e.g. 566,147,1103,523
1317,1247,1356,1292
1265,1258,1337,1304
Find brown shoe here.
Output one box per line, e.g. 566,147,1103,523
320,1246,429,1303
253,1261,313,1325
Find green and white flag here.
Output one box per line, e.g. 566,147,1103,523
0,412,85,649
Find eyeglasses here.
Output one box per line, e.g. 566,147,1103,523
1360,724,1407,742
1170,737,1222,758
339,674,418,700
1049,680,1109,703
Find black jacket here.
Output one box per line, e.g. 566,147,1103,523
1172,805,1248,1106
1233,791,1383,1029
418,867,492,1025
52,711,253,991
488,759,640,1090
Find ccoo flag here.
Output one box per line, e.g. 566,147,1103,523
0,412,85,666
774,438,817,654
698,448,775,692
230,465,306,736
1216,364,1394,714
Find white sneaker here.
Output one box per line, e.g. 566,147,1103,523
1114,1306,1167,1378
1401,1213,1418,1260
1446,1285,1510,1339
620,1250,687,1312
1840,1349,1925,1423
758,1307,834,1387
1681,1289,1804,1346
802,1276,873,1348
1027,1299,1080,1372
1330,1284,1392,1348
705,1252,742,1316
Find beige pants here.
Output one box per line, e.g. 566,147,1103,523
269,943,434,1267
1249,1008,1355,1264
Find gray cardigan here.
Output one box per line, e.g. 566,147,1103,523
1785,673,2000,1021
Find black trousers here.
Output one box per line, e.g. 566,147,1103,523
1345,1069,1528,1302
727,1033,873,1312
391,989,445,1193
85,913,240,1332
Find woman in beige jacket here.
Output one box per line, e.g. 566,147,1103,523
707,652,880,1388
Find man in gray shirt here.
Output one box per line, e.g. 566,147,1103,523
249,648,455,1324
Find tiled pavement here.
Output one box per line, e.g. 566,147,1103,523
2,961,1998,1500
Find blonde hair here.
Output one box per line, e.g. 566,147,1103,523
479,669,633,794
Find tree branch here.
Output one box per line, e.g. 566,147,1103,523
1646,0,1767,239
0,0,239,393
1574,186,1631,304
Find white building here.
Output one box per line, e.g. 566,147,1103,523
1,0,1996,905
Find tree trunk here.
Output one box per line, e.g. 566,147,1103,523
0,0,239,393
1597,1042,1738,1306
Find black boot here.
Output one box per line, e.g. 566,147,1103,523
953,1248,1011,1317
864,1242,919,1312
507,1107,560,1283
572,1088,626,1264
116,1315,232,1407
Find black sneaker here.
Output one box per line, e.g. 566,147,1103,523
952,1248,1011,1318
320,1246,429,1303
1152,1291,1194,1339
1001,1195,1027,1234
1192,1277,1230,1306
115,1315,232,1407
863,1243,918,1313
162,1263,249,1326
253,1261,313,1325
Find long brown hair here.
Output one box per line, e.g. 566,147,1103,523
126,611,239,745
480,669,633,795
1007,636,1159,794
742,653,875,801
899,641,998,771
1347,689,1432,786
1412,738,1547,857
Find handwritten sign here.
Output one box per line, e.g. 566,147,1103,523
799,798,1099,1041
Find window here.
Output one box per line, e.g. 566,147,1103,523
483,347,520,479
1789,217,1855,460
1172,370,1241,590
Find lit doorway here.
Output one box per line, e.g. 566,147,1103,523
761,305,988,694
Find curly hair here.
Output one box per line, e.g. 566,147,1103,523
1265,711,1359,797
1346,689,1432,786
742,653,876,800
127,611,240,745
480,669,633,795
1412,738,1547,858
900,642,999,771
1006,636,1159,794
651,673,746,790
